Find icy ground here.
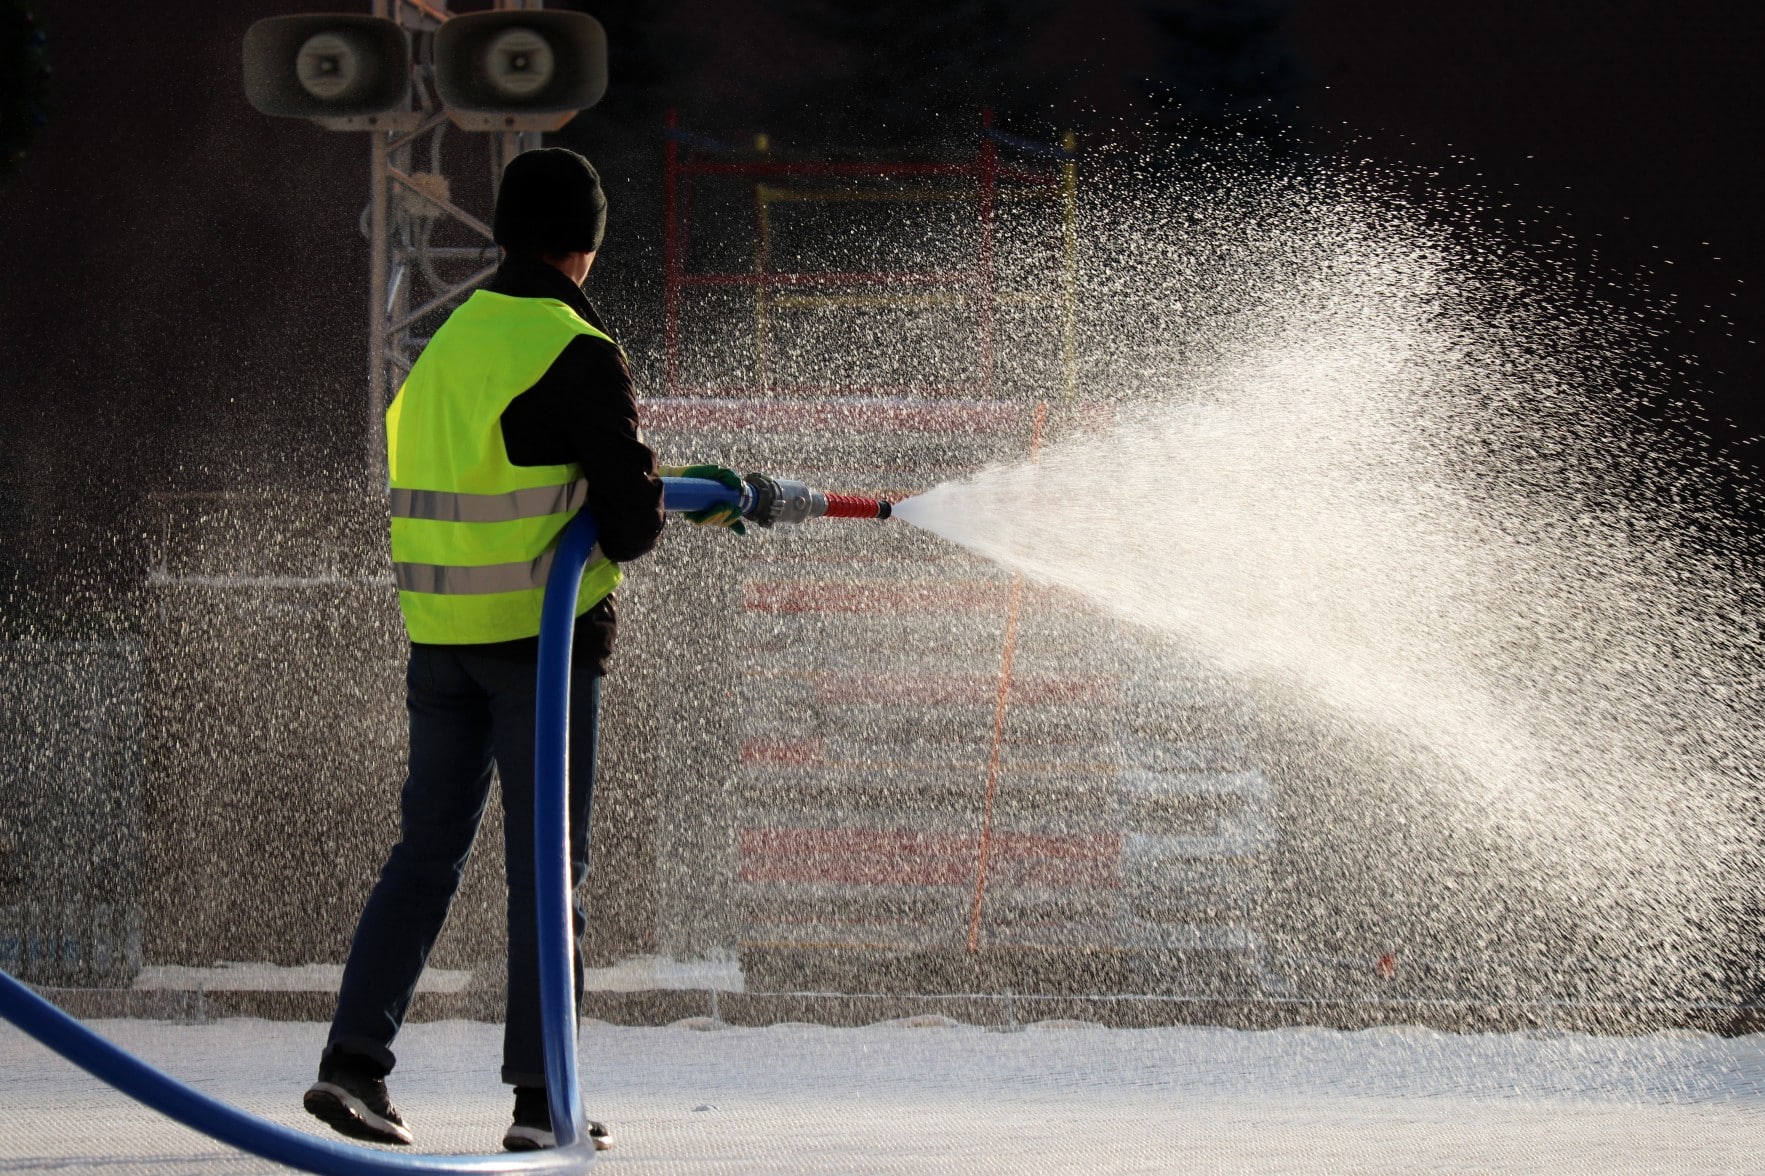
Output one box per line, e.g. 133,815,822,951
4,1017,1764,1173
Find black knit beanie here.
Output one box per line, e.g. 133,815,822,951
493,147,607,254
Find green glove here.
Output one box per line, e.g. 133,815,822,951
659,463,747,536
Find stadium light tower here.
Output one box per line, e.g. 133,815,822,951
243,1,608,481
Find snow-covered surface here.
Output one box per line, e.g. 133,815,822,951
128,955,741,995
131,964,472,994
4,1016,1764,1173
580,955,746,993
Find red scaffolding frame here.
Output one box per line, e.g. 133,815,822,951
658,111,1087,960
661,109,1077,401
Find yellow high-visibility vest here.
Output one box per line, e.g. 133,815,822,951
386,290,622,644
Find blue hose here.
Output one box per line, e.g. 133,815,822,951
531,510,598,1152
531,481,742,1141
532,476,741,1142
528,478,736,1146
659,475,745,516
0,969,589,1175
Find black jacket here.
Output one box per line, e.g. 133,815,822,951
413,252,665,672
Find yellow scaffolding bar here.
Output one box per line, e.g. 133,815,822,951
756,184,1062,205
763,291,1067,311
770,292,971,310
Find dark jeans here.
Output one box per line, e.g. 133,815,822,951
324,644,600,1087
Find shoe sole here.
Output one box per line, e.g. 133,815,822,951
303,1083,414,1146
503,1125,554,1152
502,1122,613,1152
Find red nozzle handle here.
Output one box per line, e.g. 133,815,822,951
823,493,892,519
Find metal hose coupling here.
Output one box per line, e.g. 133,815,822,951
741,473,892,525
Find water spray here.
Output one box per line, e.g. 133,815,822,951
661,474,893,525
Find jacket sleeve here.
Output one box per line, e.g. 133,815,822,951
500,334,666,563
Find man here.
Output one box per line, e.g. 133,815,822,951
302,148,740,1153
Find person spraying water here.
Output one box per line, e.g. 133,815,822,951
307,147,888,1156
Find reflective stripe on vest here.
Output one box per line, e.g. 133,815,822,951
386,291,622,645
389,480,589,525
392,541,607,596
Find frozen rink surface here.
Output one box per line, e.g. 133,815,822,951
4,1016,1765,1174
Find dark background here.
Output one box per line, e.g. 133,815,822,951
1,0,1761,627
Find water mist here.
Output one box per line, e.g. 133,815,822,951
895,167,1765,1001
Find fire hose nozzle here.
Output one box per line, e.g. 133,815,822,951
741,473,822,527
658,475,892,526
742,473,893,525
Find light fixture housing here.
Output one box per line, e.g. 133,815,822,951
243,14,410,118
434,10,607,118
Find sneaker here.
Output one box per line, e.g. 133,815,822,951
303,1053,414,1146
502,1085,613,1152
